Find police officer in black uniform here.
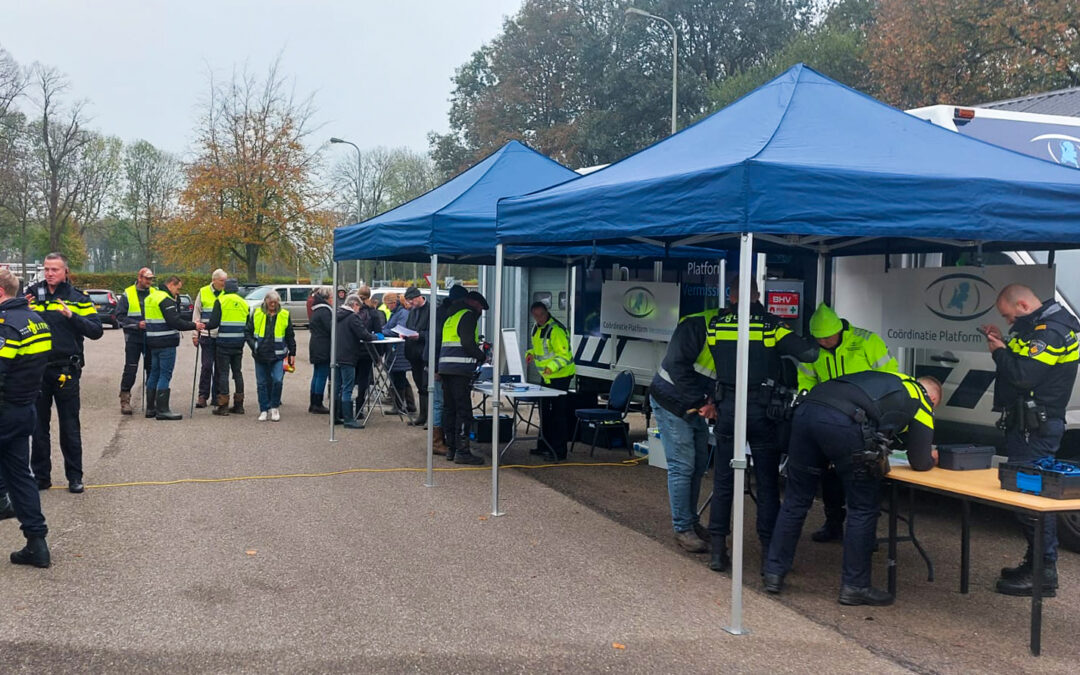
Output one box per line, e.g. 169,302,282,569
0,268,54,568
763,371,941,605
983,283,1080,597
26,252,103,493
705,277,818,572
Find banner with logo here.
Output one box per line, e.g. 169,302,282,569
857,265,1055,352
600,280,681,341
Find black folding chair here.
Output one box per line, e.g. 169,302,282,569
570,370,635,458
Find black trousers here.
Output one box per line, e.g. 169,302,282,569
120,336,149,393
214,350,245,397
355,360,374,413
708,396,782,548
441,374,474,454
388,370,413,408
820,467,846,523
539,376,572,458
198,335,218,399
0,403,47,538
765,403,882,588
32,367,83,485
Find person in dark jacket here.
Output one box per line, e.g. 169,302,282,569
380,292,415,416
351,286,385,423
429,285,468,449
336,287,347,307
335,294,376,428
245,290,296,422
201,279,250,415
116,267,155,414
403,287,432,428
26,252,103,493
307,287,333,414
144,276,202,420
438,290,488,465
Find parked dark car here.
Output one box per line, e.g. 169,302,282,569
178,294,194,322
86,289,120,329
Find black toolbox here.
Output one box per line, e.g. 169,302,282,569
999,460,1080,499
936,444,995,471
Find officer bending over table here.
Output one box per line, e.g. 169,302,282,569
763,371,941,606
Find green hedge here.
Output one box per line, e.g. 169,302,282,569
69,272,318,293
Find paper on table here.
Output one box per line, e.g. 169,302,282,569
390,325,418,338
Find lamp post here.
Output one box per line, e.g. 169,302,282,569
330,137,363,284
626,7,678,135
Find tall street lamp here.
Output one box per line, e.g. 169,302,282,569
330,137,363,284
626,7,678,135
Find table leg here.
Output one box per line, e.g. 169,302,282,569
888,481,898,596
1031,512,1044,657
960,500,970,595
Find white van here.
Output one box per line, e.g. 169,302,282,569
244,285,318,327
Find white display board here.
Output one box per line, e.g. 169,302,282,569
501,327,525,379
839,264,1055,352
599,280,681,341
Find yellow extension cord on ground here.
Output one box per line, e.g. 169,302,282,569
58,457,648,490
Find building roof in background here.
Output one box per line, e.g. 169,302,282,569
982,87,1080,117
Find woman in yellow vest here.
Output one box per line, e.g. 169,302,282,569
524,301,576,460
245,291,296,422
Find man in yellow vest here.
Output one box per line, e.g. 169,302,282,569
116,267,155,415
202,279,250,416
144,276,203,420
798,303,897,544
525,301,576,460
438,291,488,465
192,269,226,408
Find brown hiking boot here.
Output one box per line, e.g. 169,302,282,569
229,393,245,415
119,391,133,416
195,395,208,409
432,427,448,456
212,394,231,416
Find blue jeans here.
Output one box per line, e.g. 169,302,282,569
651,396,710,533
1006,419,1064,562
254,360,285,412
311,363,329,396
337,365,357,410
433,376,444,427
147,347,177,391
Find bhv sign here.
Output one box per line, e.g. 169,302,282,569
866,265,1055,351
600,280,681,341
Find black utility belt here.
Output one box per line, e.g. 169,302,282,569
998,400,1060,434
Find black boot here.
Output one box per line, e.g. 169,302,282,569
409,393,428,427
709,549,730,573
811,518,844,543
838,585,894,606
145,389,158,418
11,537,50,568
454,451,484,465
1001,549,1033,580
996,560,1058,597
308,393,330,415
155,389,182,420
0,492,14,521
403,386,417,414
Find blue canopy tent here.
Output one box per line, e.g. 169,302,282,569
331,140,727,492
493,64,1080,635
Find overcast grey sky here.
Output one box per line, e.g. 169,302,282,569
1,0,522,156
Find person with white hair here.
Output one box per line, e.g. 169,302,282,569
192,268,228,409
245,290,296,422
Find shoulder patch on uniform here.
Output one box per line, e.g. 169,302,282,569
1035,324,1047,330
1029,340,1047,356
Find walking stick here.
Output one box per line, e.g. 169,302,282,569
190,338,200,417
140,339,148,412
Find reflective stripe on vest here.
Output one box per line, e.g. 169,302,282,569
217,294,250,344
530,319,575,382
658,310,717,386
124,285,144,318
253,307,290,359
144,288,177,340
439,309,478,373
198,285,220,318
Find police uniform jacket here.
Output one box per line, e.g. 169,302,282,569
992,299,1080,418
708,301,818,389
806,371,936,471
0,297,51,406
25,280,103,364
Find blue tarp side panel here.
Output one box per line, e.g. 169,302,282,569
333,141,578,262
496,65,1080,249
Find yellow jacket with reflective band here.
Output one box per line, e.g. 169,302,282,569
379,304,391,321
196,284,221,337
252,307,290,359
144,287,180,346
439,308,479,375
992,299,1080,418
528,318,575,382
797,322,897,391
707,303,818,387
123,285,144,318
216,293,250,348
0,298,52,405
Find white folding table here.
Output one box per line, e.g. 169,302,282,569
472,381,566,459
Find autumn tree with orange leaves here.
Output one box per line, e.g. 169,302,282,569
868,0,1080,109
166,61,324,282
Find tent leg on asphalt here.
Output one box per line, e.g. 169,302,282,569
491,243,505,516
329,262,339,443
425,254,438,488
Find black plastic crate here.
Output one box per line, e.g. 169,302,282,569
575,421,629,449
936,444,995,471
470,415,514,443
999,460,1080,500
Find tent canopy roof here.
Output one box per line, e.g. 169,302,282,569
496,65,1080,256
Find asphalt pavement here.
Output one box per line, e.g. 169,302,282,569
0,327,1074,673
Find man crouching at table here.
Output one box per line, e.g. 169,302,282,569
762,371,941,606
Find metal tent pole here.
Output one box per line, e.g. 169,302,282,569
725,232,753,636
719,259,726,309
425,254,438,488
329,262,339,442
815,253,826,306
491,243,505,516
